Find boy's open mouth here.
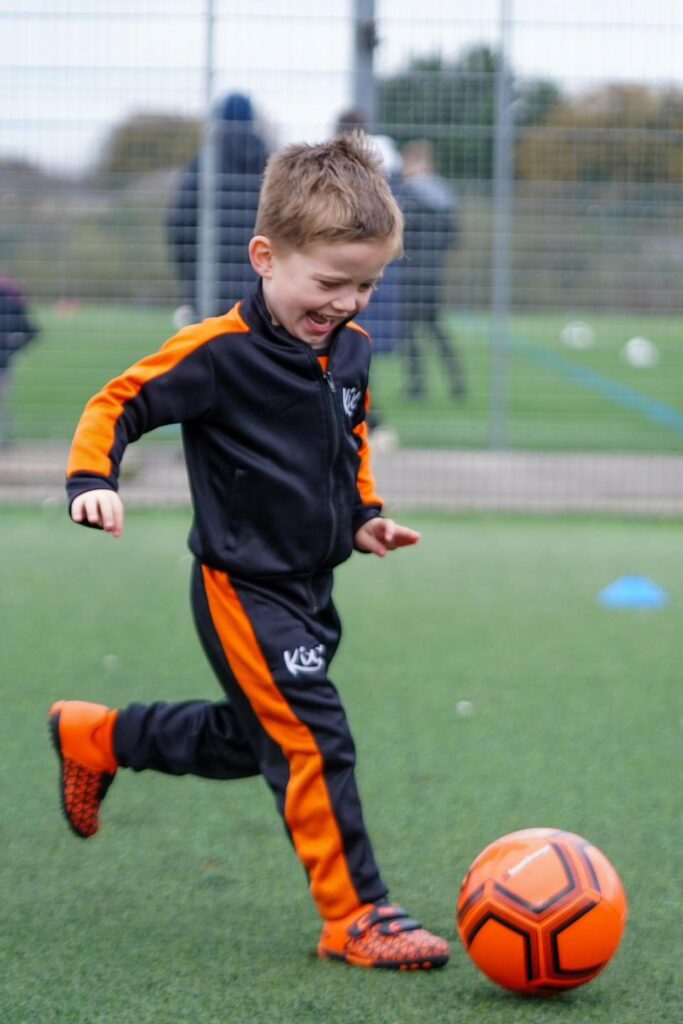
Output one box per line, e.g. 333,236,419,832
306,311,338,333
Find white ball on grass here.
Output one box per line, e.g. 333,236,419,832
622,336,659,368
172,305,196,330
560,321,594,350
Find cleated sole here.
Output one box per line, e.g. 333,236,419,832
318,946,449,970
49,710,114,839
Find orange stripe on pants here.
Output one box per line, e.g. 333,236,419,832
201,565,361,920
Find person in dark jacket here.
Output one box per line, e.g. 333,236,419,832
0,274,39,445
50,133,450,972
398,140,466,400
167,92,268,318
333,110,402,358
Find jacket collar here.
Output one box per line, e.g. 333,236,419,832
241,279,351,357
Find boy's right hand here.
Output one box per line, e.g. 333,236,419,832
71,489,125,538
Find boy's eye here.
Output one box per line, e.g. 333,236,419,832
316,279,378,293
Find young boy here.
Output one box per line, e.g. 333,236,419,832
51,134,450,971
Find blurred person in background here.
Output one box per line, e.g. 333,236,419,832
0,273,40,446
398,139,466,401
167,92,269,323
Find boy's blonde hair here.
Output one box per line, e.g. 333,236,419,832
254,132,403,256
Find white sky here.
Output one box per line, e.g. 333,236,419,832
2,0,683,173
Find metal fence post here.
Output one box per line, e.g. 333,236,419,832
490,0,514,449
352,0,378,130
197,0,217,320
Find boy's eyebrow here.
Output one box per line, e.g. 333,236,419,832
316,271,384,284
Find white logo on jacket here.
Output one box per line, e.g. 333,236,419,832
342,386,362,419
284,643,326,677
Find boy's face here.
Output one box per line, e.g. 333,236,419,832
249,237,396,346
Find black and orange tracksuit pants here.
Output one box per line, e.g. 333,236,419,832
113,561,388,921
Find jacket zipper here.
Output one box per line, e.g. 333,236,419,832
307,345,342,567
322,370,342,566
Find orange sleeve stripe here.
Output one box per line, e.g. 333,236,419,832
67,305,249,479
344,324,382,506
346,320,370,339
201,565,361,920
317,353,379,504
353,389,383,507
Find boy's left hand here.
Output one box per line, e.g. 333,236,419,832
354,517,421,557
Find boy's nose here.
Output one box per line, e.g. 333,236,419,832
330,291,358,314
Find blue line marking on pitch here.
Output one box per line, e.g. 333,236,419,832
457,313,683,438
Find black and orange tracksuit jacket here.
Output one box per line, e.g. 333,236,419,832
67,283,383,576
66,283,390,921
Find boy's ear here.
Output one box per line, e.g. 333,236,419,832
249,236,274,278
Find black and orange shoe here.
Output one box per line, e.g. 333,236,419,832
318,902,450,970
49,700,119,838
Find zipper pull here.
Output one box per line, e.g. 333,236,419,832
324,372,336,393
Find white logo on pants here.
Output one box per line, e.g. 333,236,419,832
284,643,326,677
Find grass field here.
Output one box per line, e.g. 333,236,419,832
9,304,683,453
2,508,681,1024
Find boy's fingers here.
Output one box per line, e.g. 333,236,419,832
71,491,123,536
99,499,113,531
103,496,122,534
382,523,420,549
111,499,124,537
83,492,101,525
362,527,386,557
100,494,124,536
394,527,420,547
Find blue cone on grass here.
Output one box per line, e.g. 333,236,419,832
599,576,669,610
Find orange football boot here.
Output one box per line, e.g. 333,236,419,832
49,700,119,838
318,902,450,970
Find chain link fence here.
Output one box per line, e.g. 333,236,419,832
2,1,683,511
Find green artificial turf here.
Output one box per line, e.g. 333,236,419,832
372,312,683,452
8,304,683,453
1,508,681,1023
11,305,173,441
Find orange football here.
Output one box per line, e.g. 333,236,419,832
457,828,627,996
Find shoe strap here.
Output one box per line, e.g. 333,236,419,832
349,903,422,937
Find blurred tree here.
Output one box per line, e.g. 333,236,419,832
378,45,562,180
93,113,201,185
516,84,683,183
